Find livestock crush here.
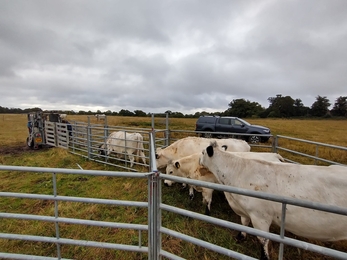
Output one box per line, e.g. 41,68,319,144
1,116,347,259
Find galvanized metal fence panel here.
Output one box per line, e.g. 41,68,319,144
274,135,347,165
45,121,56,147
2,124,347,259
68,121,151,171
161,174,347,260
2,163,347,259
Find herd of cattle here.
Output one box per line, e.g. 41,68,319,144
98,131,347,260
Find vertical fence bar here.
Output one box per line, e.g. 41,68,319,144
272,135,278,153
87,117,91,160
148,171,161,259
148,132,161,259
71,122,76,152
52,172,61,259
151,114,155,130
278,203,287,260
315,145,319,165
165,113,169,147
124,130,128,167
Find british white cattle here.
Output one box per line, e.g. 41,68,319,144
95,114,106,121
99,131,146,167
59,114,67,119
200,141,347,260
157,136,250,187
156,136,250,169
166,152,284,215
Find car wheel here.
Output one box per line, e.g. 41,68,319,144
248,135,260,144
204,132,213,138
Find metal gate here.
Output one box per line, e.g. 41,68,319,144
1,133,347,259
45,121,69,149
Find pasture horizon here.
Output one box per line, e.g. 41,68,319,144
1,114,347,259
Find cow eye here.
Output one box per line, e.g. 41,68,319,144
155,154,159,159
169,171,173,174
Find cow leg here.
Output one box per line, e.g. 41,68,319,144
140,150,146,165
259,237,270,260
106,148,111,162
189,185,194,200
164,180,173,186
202,188,213,216
250,216,271,260
126,151,135,167
236,216,250,242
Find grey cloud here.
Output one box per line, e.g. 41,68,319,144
1,0,347,113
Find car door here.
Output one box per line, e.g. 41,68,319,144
215,118,231,132
230,118,248,133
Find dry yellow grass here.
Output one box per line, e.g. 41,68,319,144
1,114,347,259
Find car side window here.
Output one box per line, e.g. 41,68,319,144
234,119,243,126
219,118,230,125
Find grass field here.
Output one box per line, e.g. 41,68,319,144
1,114,347,259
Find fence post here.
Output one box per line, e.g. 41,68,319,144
165,113,169,147
52,172,61,259
315,145,319,165
272,135,278,153
148,132,161,259
87,117,92,160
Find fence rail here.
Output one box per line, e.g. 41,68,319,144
2,163,347,259
2,122,347,259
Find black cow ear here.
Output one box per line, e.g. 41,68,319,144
174,161,180,168
206,145,214,157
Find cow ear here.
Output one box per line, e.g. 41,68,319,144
174,161,180,169
206,145,214,157
221,145,227,151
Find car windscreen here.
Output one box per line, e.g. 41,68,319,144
237,118,251,126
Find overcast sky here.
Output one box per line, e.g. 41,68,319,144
1,1,346,114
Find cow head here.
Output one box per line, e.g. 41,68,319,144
206,141,218,157
98,143,106,156
155,147,162,159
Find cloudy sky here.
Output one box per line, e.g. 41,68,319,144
1,1,346,114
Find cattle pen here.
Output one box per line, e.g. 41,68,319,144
1,116,347,260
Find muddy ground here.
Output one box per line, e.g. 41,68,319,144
0,144,50,155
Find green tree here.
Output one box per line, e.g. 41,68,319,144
330,96,347,117
134,110,147,117
224,99,264,118
267,94,295,117
171,112,184,118
310,95,331,117
293,99,310,117
118,109,135,116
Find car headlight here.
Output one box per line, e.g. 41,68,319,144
263,129,270,134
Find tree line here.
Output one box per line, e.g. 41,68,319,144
1,95,346,118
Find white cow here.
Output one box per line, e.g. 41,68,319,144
99,131,146,167
59,114,67,119
166,152,284,215
200,141,347,260
157,136,250,187
156,136,250,169
95,114,106,121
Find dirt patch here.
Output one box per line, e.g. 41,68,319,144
0,144,41,155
